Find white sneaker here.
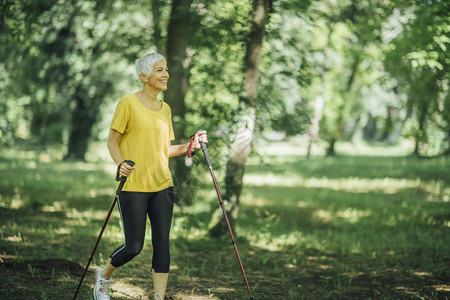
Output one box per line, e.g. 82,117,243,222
93,267,112,300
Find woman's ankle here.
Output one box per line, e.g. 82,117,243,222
101,258,117,280
152,269,169,300
100,269,112,280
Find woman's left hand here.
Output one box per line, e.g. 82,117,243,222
193,130,208,150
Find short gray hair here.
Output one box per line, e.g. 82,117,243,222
135,53,166,81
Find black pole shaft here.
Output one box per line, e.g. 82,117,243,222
201,143,254,299
72,195,118,300
73,160,134,300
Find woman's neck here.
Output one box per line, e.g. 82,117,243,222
139,84,160,104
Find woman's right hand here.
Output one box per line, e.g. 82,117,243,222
120,161,135,178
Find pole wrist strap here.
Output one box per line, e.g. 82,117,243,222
187,134,196,157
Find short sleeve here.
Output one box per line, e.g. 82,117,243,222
110,98,128,134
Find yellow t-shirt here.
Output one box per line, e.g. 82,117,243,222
110,93,175,192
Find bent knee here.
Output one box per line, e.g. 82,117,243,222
125,243,143,257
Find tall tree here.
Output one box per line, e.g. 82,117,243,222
65,1,151,159
165,0,195,204
319,0,391,155
0,0,39,146
151,0,166,55
209,0,272,236
384,0,449,156
1,0,153,159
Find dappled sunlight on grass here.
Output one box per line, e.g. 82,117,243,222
421,182,450,202
247,231,302,252
313,207,371,224
1,150,449,299
305,177,421,194
108,278,148,299
313,209,333,222
41,201,66,213
5,235,23,244
66,207,118,222
238,152,450,262
433,284,450,292
259,136,415,157
244,172,424,194
336,207,371,223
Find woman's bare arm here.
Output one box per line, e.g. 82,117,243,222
168,130,208,158
107,129,135,176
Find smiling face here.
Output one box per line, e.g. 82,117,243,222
140,60,169,91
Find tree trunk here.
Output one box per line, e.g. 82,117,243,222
413,103,427,157
326,51,361,156
64,86,99,160
152,0,166,55
445,132,450,156
307,82,324,159
308,25,333,159
165,0,194,204
326,114,342,156
209,0,271,237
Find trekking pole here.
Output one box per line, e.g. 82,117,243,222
72,160,135,300
200,142,254,300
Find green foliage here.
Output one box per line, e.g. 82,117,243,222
187,0,252,128
1,0,449,160
1,0,151,152
271,101,311,136
258,2,315,137
384,0,450,156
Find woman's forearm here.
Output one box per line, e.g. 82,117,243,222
107,129,124,165
168,131,207,158
168,143,189,158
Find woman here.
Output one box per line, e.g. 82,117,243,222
93,53,207,300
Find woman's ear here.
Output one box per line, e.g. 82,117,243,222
139,73,147,83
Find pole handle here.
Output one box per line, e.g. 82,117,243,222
200,142,212,167
115,160,135,195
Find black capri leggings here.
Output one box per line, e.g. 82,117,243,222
110,187,174,273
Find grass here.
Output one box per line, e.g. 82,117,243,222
0,140,449,299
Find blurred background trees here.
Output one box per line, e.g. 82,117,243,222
1,0,448,231
2,0,448,157
1,0,153,158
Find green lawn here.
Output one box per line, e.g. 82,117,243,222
0,145,449,299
